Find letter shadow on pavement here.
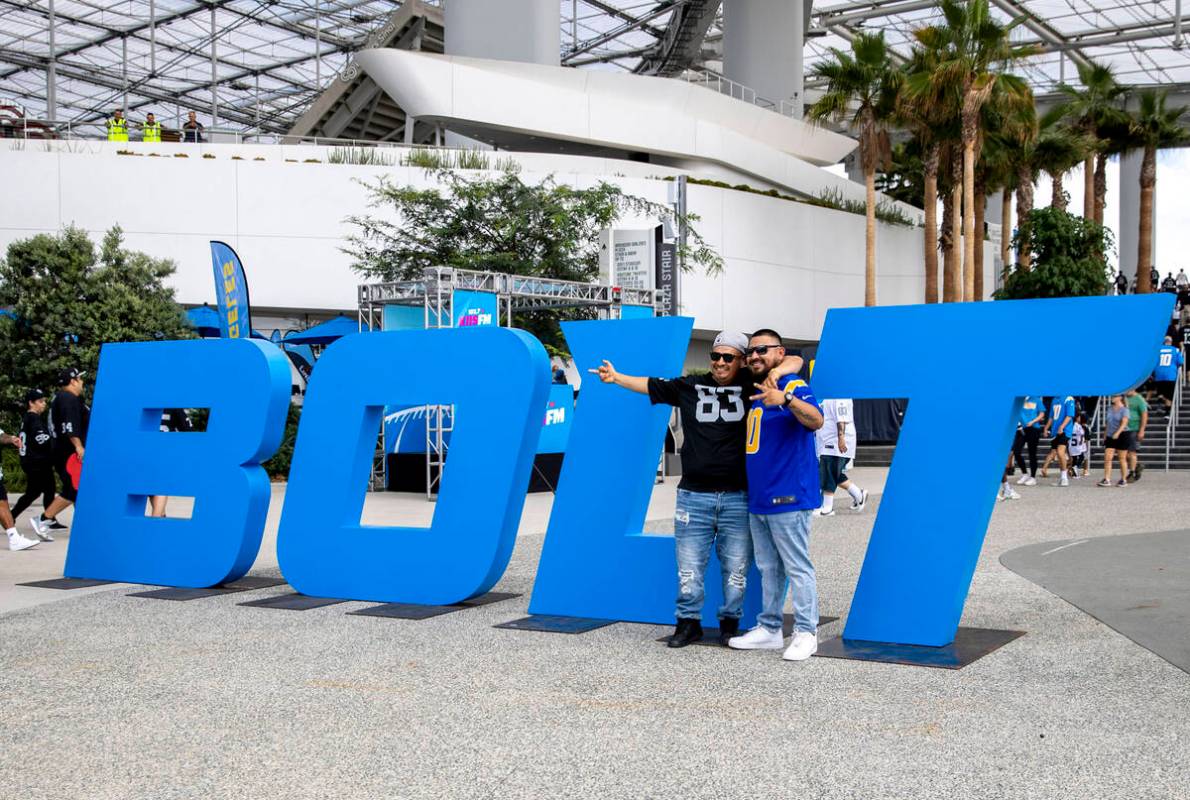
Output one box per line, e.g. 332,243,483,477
128,576,287,601
1000,529,1190,675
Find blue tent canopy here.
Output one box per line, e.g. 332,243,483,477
283,315,369,345
185,305,221,337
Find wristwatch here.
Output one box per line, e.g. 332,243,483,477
784,387,798,405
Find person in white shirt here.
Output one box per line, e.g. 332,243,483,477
814,398,867,516
1068,413,1089,479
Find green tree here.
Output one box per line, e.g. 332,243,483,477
995,207,1112,299
1121,89,1187,293
809,31,901,307
908,0,1036,302
344,166,720,349
0,226,193,414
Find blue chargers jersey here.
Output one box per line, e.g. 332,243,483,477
1018,396,1042,428
745,374,822,514
1153,345,1183,382
1050,396,1075,437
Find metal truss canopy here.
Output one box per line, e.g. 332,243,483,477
1,1,1186,135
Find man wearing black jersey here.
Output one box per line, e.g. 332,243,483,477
594,332,802,648
34,368,89,538
11,389,60,540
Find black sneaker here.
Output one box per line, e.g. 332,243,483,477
717,617,740,647
47,520,68,530
1134,463,1144,481
667,618,703,648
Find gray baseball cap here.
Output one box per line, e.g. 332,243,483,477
712,331,749,354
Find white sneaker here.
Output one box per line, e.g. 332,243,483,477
1015,474,1029,485
814,507,835,517
728,626,785,650
1004,487,1021,500
8,533,39,551
29,517,53,542
851,489,868,512
1056,474,1069,487
1023,477,1037,486
782,631,818,661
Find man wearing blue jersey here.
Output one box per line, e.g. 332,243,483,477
727,329,824,662
1146,336,1184,412
1042,394,1076,487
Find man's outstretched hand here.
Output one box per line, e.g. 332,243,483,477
590,360,618,384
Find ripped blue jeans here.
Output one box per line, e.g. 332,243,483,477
674,489,751,621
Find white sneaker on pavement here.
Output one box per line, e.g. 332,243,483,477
1057,474,1069,487
851,489,868,512
1004,487,1021,500
1023,476,1037,486
29,516,53,542
782,631,818,661
1015,475,1028,485
8,532,39,551
728,626,785,650
814,508,835,517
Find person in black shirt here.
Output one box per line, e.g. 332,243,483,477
150,409,194,517
10,389,60,540
593,331,802,648
33,368,90,537
0,426,41,550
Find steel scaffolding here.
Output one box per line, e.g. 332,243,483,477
358,266,663,498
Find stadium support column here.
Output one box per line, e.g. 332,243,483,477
1118,149,1154,284
723,0,806,117
444,0,560,147
46,0,56,122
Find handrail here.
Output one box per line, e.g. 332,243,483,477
1167,363,1183,472
679,68,801,119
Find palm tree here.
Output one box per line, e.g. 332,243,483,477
809,32,901,307
907,0,1035,302
1047,61,1128,222
898,50,960,303
1030,122,1094,211
1124,90,1188,293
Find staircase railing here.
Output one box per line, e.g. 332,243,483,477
1166,365,1183,472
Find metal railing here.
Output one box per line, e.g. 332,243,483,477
1166,364,1183,472
0,115,440,150
678,68,801,119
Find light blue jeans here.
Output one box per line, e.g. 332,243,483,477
749,509,818,634
674,489,751,621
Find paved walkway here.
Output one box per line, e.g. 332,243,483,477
1,467,1187,799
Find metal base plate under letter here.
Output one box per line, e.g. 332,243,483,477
494,615,617,634
238,593,346,611
814,627,1026,670
18,578,115,590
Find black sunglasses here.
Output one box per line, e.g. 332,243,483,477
709,352,737,363
745,344,780,356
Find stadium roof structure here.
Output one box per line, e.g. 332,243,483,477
0,0,1187,134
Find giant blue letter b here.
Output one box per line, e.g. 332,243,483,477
64,339,291,587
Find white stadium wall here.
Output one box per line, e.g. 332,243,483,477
0,141,996,349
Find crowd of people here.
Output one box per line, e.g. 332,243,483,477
595,330,866,663
998,335,1184,499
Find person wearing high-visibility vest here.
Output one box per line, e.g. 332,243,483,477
142,112,162,143
106,109,128,142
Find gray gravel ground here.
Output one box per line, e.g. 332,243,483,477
1,471,1188,799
